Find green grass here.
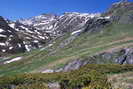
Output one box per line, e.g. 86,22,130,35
0,3,133,89
1,64,133,89
108,71,133,89
0,23,133,76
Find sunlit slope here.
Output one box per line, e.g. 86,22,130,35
0,22,133,76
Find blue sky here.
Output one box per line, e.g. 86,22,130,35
0,0,131,20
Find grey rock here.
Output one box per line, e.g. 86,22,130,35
116,48,133,64
84,17,111,33
48,82,60,89
55,48,133,72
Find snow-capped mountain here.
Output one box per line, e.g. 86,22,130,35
18,14,58,31
0,16,52,55
18,12,100,35
0,12,101,55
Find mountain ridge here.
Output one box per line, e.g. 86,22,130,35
0,12,101,55
0,1,133,89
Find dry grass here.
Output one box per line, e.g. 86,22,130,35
108,72,133,89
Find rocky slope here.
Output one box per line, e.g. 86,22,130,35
0,13,100,56
54,1,133,72
0,1,133,89
18,13,100,35
55,48,133,72
0,16,52,55
0,0,132,75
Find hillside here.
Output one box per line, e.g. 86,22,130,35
0,0,133,89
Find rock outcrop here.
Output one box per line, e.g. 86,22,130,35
56,48,133,72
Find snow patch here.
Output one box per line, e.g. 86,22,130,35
25,45,31,52
48,44,53,47
18,44,22,47
0,34,7,37
19,25,33,33
4,57,22,64
38,36,45,39
0,42,6,46
0,28,4,32
9,23,15,29
71,30,82,35
2,49,6,52
42,69,54,73
105,16,110,19
33,40,39,43
9,47,13,50
15,28,19,31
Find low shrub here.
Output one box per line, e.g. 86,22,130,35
0,64,133,89
15,82,48,89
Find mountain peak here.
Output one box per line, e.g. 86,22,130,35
113,0,130,5
41,13,57,17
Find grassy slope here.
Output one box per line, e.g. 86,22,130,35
108,71,133,89
0,6,133,75
0,22,133,76
0,2,133,89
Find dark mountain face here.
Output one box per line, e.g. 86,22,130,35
105,1,133,16
0,16,25,55
104,1,133,24
0,16,53,56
